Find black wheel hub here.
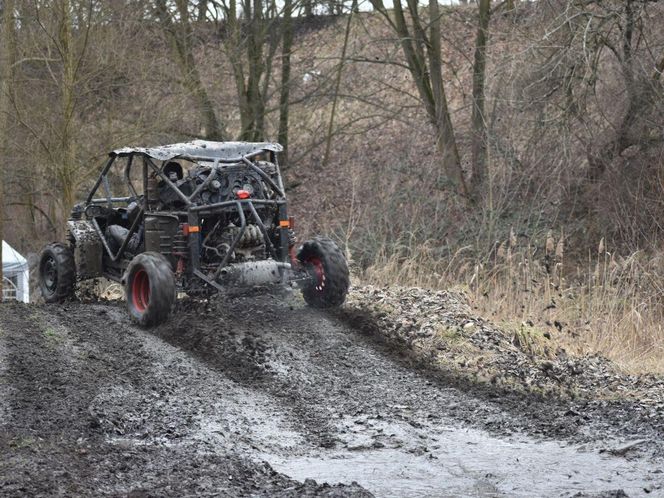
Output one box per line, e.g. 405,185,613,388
42,256,58,292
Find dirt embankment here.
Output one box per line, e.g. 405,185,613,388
1,287,663,497
341,286,664,448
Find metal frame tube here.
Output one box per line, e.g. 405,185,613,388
124,155,139,199
145,158,193,207
247,202,278,260
191,198,285,213
86,156,116,204
212,201,246,281
90,197,134,204
241,157,284,198
91,207,144,263
278,203,290,263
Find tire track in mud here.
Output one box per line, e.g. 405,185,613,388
148,294,350,450
135,290,664,496
0,301,369,497
1,295,663,497
153,290,525,450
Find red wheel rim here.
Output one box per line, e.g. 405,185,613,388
305,257,325,293
132,269,150,312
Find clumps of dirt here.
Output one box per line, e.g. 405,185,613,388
337,285,664,451
279,480,372,497
340,285,664,403
0,300,374,497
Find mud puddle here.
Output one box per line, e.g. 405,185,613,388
160,293,664,497
266,426,661,497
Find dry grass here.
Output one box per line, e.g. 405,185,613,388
362,233,664,374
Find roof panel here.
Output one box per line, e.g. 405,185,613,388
110,140,283,162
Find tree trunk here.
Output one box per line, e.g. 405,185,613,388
428,0,467,197
0,0,16,298
246,0,266,141
198,0,208,22
470,0,491,193
277,0,293,167
225,0,279,142
369,0,468,199
58,0,76,217
322,0,355,169
225,0,251,138
303,0,313,17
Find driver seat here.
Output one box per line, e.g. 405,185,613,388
106,201,143,254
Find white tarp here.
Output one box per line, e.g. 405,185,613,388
2,240,29,303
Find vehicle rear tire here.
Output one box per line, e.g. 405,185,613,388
124,252,175,327
39,243,76,303
298,237,350,308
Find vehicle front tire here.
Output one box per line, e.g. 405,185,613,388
124,252,175,327
39,243,76,303
298,237,350,308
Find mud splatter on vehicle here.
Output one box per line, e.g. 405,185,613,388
38,140,349,326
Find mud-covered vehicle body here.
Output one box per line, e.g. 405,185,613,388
38,140,349,325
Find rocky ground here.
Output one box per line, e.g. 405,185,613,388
1,285,663,497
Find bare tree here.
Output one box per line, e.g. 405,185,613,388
521,0,664,186
278,0,294,166
584,0,664,181
0,0,17,298
470,0,490,192
198,0,209,21
156,0,227,140
56,0,79,215
322,0,356,169
217,0,282,141
369,0,469,197
20,0,96,225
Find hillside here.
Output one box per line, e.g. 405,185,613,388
2,2,664,369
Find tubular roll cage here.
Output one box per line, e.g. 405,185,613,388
84,147,291,291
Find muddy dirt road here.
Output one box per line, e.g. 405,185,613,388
1,289,662,497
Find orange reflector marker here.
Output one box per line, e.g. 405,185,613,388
279,220,290,228
182,223,199,235
236,189,251,199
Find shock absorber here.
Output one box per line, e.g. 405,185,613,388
173,225,188,274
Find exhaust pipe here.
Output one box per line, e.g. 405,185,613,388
217,260,292,287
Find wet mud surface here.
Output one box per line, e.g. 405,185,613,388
1,289,662,496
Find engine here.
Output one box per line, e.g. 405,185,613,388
201,220,267,264
155,161,281,269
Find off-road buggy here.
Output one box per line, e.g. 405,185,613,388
38,140,350,326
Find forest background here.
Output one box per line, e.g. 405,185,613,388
0,0,663,371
